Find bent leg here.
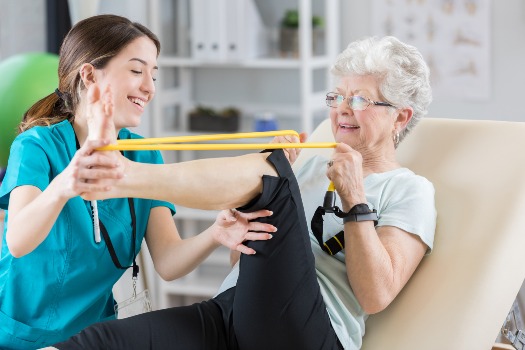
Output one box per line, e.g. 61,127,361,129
233,150,341,350
53,296,233,350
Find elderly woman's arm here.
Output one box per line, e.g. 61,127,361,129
327,143,428,314
344,223,427,314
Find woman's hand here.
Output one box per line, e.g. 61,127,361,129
54,139,123,201
270,132,308,164
212,209,276,255
326,143,367,211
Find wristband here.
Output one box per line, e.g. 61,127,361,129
341,203,378,224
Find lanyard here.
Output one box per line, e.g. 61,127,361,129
73,127,139,279
92,199,139,279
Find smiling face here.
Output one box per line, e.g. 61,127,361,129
90,36,158,130
330,74,402,156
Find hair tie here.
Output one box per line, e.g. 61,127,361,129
55,88,65,100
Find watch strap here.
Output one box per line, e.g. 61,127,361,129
339,203,378,224
342,211,379,223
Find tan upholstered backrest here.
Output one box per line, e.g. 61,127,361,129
293,118,525,350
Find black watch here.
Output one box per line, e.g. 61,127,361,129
342,203,378,224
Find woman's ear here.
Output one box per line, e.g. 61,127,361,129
394,106,413,131
79,63,97,88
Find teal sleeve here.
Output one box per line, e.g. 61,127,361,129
0,133,51,210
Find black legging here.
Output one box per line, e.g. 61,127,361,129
54,150,343,350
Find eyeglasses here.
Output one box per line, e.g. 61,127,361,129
325,92,396,111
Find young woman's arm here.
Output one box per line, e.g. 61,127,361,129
6,140,121,257
144,207,275,281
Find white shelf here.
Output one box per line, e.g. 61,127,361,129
203,249,231,266
161,276,225,297
174,206,218,221
159,55,333,69
148,0,340,308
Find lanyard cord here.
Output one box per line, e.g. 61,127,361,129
96,199,139,279
310,184,378,256
73,126,139,279
311,207,346,256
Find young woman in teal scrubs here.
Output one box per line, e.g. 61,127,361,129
0,15,274,349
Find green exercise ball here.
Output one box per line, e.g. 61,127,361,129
0,53,59,167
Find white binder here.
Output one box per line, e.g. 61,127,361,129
190,0,210,60
225,0,269,60
207,0,228,60
190,0,268,61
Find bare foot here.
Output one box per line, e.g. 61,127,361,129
86,83,117,144
80,83,124,201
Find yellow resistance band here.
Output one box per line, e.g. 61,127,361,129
98,130,337,151
97,129,337,204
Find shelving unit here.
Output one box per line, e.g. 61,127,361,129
146,0,340,309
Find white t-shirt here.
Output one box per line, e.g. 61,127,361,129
217,155,437,349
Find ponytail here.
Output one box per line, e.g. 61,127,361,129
18,90,74,133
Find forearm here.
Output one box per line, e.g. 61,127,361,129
153,227,221,281
6,184,68,257
344,223,396,313
344,223,427,315
93,152,277,210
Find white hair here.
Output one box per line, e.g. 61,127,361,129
331,36,432,144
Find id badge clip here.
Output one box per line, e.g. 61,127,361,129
114,277,152,319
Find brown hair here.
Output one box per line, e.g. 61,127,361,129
19,14,160,133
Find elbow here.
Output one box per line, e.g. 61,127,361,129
158,273,172,282
5,229,34,258
358,293,396,315
154,263,188,282
156,266,176,282
9,249,24,259
361,300,389,315
5,234,28,258
6,242,27,258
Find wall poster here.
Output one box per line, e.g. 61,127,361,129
371,0,491,101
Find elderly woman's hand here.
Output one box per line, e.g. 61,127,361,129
270,132,308,164
326,143,367,211
212,209,276,255
54,139,124,201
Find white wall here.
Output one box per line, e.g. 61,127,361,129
340,0,525,122
2,0,524,123
0,0,46,59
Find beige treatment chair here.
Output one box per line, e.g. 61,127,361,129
292,117,525,350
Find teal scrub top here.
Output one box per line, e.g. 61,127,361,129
0,120,175,349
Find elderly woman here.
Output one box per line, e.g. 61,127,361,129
53,36,436,350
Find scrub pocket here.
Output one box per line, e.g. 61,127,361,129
0,310,59,349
